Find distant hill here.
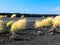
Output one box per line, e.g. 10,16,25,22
0,13,58,17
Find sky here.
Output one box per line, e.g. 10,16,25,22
0,0,60,14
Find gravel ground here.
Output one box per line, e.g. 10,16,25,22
0,17,60,45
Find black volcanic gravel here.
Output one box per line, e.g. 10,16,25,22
0,17,60,45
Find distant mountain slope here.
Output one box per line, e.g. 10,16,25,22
0,13,58,17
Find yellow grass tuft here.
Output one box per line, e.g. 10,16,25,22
5,15,7,18
0,20,3,32
10,18,27,32
11,14,16,18
43,17,53,26
20,15,25,19
6,20,14,27
34,20,41,28
52,16,60,27
0,15,5,18
34,17,53,29
0,15,7,18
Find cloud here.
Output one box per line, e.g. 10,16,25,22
25,9,30,11
47,7,60,12
19,8,32,12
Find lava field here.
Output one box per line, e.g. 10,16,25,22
0,17,60,45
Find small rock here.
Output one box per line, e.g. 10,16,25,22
9,33,17,41
45,28,47,30
49,28,55,33
49,32,54,35
37,31,43,35
0,39,5,43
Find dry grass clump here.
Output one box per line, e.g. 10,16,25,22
0,15,7,18
6,20,14,27
5,15,7,18
20,15,25,19
0,20,4,32
44,17,53,26
34,20,41,28
34,17,53,29
11,14,16,18
42,16,44,18
0,15,5,18
52,16,60,28
9,17,27,40
10,18,27,32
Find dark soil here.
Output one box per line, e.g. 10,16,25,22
0,17,60,45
